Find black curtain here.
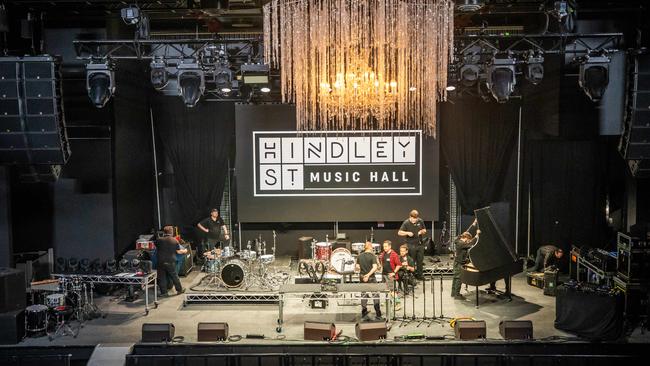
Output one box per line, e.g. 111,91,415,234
525,139,608,252
152,98,234,227
440,99,519,214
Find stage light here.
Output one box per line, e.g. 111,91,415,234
214,68,233,95
239,84,254,102
55,257,67,273
80,258,91,273
105,259,117,273
487,54,516,103
177,61,205,107
525,53,545,85
240,63,270,85
68,257,79,272
121,6,141,25
457,0,484,12
579,54,610,102
445,85,456,91
260,86,271,93
150,58,168,90
119,258,130,272
459,64,481,87
221,87,232,93
86,62,115,108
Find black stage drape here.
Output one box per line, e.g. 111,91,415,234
525,140,608,252
440,100,519,215
555,285,624,341
152,98,234,227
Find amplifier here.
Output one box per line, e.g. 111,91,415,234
499,320,533,340
544,269,559,296
355,321,387,341
0,310,25,344
454,320,486,340
0,267,26,313
617,233,650,281
304,321,335,341
141,323,175,342
526,272,545,289
197,322,229,341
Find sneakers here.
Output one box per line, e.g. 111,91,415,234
452,294,466,300
176,288,186,295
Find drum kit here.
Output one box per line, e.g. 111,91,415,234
199,231,288,291
25,277,102,340
307,235,382,277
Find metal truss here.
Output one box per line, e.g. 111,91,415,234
423,266,454,277
53,272,157,285
183,292,280,305
454,32,624,59
73,38,262,62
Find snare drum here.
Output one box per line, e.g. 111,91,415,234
259,254,275,264
330,248,355,274
25,304,49,334
203,259,220,273
315,242,332,261
46,293,65,309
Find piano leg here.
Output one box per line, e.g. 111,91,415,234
475,286,479,308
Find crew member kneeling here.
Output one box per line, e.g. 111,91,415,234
157,225,188,297
530,245,564,272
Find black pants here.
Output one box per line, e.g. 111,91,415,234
408,243,425,279
531,250,545,272
361,276,381,317
158,261,182,294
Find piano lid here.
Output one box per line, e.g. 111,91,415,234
467,206,518,272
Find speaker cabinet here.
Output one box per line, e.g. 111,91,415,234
304,321,335,341
355,321,387,341
454,320,486,340
141,323,175,342
0,310,25,344
0,56,70,168
197,322,229,341
499,320,533,340
0,267,26,313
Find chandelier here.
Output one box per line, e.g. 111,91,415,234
263,0,454,136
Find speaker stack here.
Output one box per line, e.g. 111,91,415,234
0,268,26,344
0,56,70,182
620,53,650,177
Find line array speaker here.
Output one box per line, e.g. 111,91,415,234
621,53,650,173
0,56,70,171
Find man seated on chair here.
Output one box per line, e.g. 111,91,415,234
393,244,416,296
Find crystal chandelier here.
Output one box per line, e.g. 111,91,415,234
263,0,454,136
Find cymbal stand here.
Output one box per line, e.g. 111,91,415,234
272,230,277,256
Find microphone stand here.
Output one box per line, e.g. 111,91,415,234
427,272,445,327
417,272,427,327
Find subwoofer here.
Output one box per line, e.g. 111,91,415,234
0,267,26,313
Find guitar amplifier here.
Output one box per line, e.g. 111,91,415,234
499,320,533,340
454,320,486,340
141,323,175,342
197,322,229,341
355,321,387,341
304,321,335,341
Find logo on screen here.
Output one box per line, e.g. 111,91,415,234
254,130,422,196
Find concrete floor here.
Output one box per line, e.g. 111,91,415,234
11,256,647,347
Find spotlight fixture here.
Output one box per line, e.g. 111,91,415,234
131,258,141,271
177,61,205,107
150,58,168,90
486,54,516,103
214,68,233,94
68,257,79,273
80,258,91,273
121,6,141,25
260,86,271,93
457,0,485,12
105,259,117,273
578,53,610,102
86,62,115,108
240,63,270,85
55,257,67,273
118,258,130,272
445,85,456,92
459,64,481,87
525,53,545,85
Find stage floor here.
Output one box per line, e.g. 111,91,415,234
10,256,648,347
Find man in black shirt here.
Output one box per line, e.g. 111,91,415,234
157,225,188,296
398,209,427,280
394,244,416,295
197,209,230,253
356,241,382,320
451,229,480,299
530,244,564,272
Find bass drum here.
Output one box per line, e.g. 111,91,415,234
330,248,355,274
221,259,246,288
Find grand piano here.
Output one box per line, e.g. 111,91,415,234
460,206,524,308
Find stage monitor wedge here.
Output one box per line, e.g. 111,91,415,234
0,56,71,169
141,323,175,342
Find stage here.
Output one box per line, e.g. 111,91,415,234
8,255,630,347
